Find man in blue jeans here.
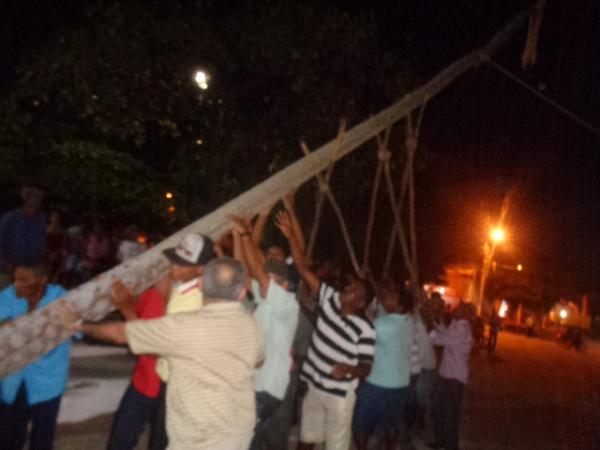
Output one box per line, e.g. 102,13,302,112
0,262,71,450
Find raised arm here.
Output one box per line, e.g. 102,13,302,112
229,215,270,296
275,211,319,294
283,190,306,254
251,203,275,250
52,300,129,345
80,321,128,345
110,279,138,321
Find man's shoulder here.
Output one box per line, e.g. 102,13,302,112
136,288,165,318
266,280,297,304
348,313,375,334
0,285,18,300
318,282,339,302
45,284,68,300
0,286,20,317
0,208,20,224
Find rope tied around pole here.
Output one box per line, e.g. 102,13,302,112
317,179,330,193
377,148,391,162
405,136,418,152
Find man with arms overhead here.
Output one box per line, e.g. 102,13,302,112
276,213,375,450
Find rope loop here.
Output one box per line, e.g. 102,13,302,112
318,179,330,193
406,136,418,151
377,149,391,162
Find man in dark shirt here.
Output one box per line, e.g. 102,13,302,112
0,187,46,287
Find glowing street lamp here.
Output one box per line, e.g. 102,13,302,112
517,264,523,271
477,225,508,316
559,309,568,320
194,70,210,90
165,192,173,199
490,227,506,243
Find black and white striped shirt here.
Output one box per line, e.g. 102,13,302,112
300,283,376,397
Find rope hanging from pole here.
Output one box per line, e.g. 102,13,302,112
304,120,346,260
302,139,366,280
383,99,428,278
361,127,391,276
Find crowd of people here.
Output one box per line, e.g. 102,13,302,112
0,187,151,291
0,188,479,450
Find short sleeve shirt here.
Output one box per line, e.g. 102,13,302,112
300,283,375,397
252,279,299,399
130,287,165,398
367,313,414,388
0,284,70,405
126,302,264,449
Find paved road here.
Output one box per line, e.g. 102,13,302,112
54,333,600,449
461,332,600,450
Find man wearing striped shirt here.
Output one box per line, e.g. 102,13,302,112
276,215,376,450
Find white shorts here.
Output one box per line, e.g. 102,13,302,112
299,384,356,450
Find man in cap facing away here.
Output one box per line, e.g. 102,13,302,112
107,232,215,450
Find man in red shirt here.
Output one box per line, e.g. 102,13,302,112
106,232,215,450
106,275,169,450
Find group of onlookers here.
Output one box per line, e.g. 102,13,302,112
0,188,476,450
0,186,149,290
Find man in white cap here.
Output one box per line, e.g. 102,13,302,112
107,232,216,450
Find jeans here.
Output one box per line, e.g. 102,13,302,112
432,377,465,450
416,369,436,413
148,382,168,450
0,383,61,450
107,384,159,450
249,391,282,450
265,368,299,450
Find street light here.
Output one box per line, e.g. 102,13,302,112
194,70,210,90
490,227,506,243
477,226,507,316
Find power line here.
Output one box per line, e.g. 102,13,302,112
486,58,600,140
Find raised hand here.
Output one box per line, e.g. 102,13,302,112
282,189,296,211
110,279,135,309
259,202,277,217
275,211,292,239
227,214,250,234
331,363,354,380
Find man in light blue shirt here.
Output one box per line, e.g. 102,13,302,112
353,279,415,450
0,263,70,450
230,216,299,450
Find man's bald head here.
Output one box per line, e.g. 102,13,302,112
201,257,247,301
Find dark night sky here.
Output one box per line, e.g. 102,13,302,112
2,0,599,295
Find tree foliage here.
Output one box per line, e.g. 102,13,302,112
0,0,416,229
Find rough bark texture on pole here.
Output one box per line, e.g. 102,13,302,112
0,11,527,378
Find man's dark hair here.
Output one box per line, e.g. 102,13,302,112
202,257,246,301
398,288,414,313
16,259,50,277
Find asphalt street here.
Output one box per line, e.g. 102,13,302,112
54,332,600,450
